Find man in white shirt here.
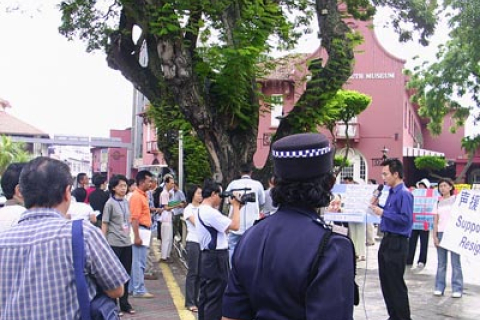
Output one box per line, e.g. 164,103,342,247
66,198,97,224
196,179,241,320
225,163,265,263
159,176,182,262
0,163,26,233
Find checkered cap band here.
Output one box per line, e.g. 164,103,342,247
272,146,331,159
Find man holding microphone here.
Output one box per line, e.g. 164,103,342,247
370,158,413,320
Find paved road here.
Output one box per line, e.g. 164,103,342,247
122,237,480,320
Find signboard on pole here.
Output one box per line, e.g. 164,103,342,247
440,189,480,261
411,188,439,230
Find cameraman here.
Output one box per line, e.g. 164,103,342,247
196,179,241,320
225,163,265,263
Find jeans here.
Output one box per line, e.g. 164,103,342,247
185,241,201,308
228,233,242,266
131,244,149,294
435,232,463,294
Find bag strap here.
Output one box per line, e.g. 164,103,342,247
308,229,332,283
197,209,218,250
307,229,360,305
72,219,92,320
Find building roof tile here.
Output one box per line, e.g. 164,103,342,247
0,109,49,137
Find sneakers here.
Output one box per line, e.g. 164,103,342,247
452,292,462,298
433,290,443,296
133,292,155,298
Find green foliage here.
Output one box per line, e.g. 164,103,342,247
371,0,438,45
461,135,480,155
414,155,446,171
56,0,446,181
146,104,211,186
334,155,352,167
322,89,372,131
0,135,31,175
407,0,480,136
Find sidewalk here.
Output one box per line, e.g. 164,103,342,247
354,238,480,320
122,238,480,320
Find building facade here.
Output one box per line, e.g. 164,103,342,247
254,17,467,186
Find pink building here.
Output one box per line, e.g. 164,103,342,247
92,129,133,178
254,17,470,186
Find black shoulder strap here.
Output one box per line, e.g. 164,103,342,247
308,229,332,283
197,209,218,250
308,230,360,306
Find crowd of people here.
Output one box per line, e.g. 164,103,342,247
0,132,467,320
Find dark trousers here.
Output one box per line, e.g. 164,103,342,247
407,230,429,265
198,249,229,320
111,245,133,312
173,214,182,238
185,241,201,308
378,235,411,320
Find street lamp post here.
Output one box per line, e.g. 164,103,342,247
382,146,389,161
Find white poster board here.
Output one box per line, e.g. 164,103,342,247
440,189,480,261
324,184,385,223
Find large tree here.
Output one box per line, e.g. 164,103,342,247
407,1,479,142
58,0,436,183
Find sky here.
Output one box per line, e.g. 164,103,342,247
0,2,470,138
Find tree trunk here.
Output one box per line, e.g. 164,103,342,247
257,0,356,183
106,6,258,185
455,153,474,183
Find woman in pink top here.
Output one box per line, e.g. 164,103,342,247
433,178,463,298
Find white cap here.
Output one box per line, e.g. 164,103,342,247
416,178,431,189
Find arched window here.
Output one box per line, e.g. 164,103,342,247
337,148,368,183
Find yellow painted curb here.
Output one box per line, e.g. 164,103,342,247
159,263,196,320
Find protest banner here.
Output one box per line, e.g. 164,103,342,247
324,184,384,224
411,188,439,230
440,189,480,261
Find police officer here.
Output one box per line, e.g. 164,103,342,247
222,133,356,320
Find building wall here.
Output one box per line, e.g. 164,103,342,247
254,17,463,184
422,112,465,160
108,129,131,177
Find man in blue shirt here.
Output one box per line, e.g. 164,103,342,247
371,158,413,320
0,157,128,319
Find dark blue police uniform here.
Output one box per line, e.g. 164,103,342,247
222,205,355,320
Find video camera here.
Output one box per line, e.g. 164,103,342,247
220,188,256,204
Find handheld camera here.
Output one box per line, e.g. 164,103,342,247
221,188,256,204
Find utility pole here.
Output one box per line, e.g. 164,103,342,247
178,130,184,191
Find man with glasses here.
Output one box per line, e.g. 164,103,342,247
196,179,241,320
129,170,155,298
370,158,413,320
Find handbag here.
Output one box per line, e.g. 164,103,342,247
72,219,121,320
